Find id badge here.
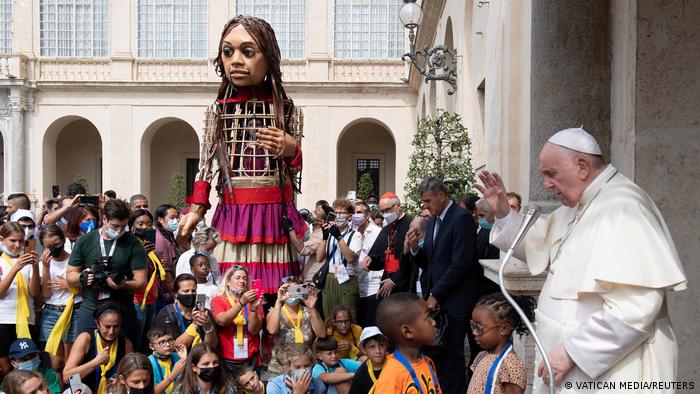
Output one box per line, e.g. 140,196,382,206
336,264,350,284
385,250,400,273
234,338,249,359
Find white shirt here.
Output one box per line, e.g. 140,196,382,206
357,222,383,297
176,248,222,285
196,281,218,310
327,227,363,277
45,257,83,306
0,255,36,324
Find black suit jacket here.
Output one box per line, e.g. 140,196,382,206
414,202,479,318
367,214,416,292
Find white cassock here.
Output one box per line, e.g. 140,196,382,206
490,165,687,393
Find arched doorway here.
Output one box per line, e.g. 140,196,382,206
336,120,396,199
43,117,103,197
141,118,199,208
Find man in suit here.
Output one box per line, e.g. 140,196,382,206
407,177,480,394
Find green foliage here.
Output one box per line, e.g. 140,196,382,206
75,175,89,194
168,172,187,210
357,172,375,200
404,110,476,216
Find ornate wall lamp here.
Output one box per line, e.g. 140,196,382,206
400,0,458,94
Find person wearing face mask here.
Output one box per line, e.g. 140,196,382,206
108,353,155,394
363,194,414,309
39,225,83,383
174,344,236,394
154,205,181,307
66,199,148,344
0,222,41,375
352,202,382,328
175,227,222,285
265,346,326,394
154,274,218,351
316,198,363,320
474,199,500,262
266,278,326,375
8,338,62,393
11,209,42,253
211,266,264,372
62,204,100,254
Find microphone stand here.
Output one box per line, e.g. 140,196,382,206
497,207,555,394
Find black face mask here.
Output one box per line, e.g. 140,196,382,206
197,366,220,382
177,294,196,309
49,244,64,258
128,388,145,394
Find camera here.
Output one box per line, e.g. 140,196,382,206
82,256,126,288
321,204,336,223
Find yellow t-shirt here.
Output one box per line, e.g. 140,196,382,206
374,354,441,394
327,324,362,360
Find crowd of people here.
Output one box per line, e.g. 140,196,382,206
0,176,533,394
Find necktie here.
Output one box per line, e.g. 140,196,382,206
433,217,442,242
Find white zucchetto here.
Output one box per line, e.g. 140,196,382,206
547,127,602,155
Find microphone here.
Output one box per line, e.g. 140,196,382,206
508,206,540,252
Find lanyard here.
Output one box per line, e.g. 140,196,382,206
326,229,350,265
174,303,187,333
483,340,513,394
99,234,117,258
392,351,440,394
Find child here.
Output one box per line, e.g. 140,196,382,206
325,305,363,361
466,293,535,394
312,337,361,394
8,338,61,394
189,254,218,310
232,365,265,394
374,293,441,394
147,327,187,394
349,327,388,394
109,352,154,394
266,345,325,394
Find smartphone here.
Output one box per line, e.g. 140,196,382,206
251,279,263,301
326,211,337,223
52,185,60,198
135,228,157,244
68,373,82,394
288,283,309,297
195,293,207,310
80,195,99,206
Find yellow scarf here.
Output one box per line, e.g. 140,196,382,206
227,294,248,347
367,359,386,394
156,357,175,394
45,286,81,355
282,305,304,344
141,251,166,310
185,322,203,347
96,333,118,394
1,253,31,338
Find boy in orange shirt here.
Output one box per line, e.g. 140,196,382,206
374,293,442,394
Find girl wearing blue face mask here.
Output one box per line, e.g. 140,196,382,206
0,222,41,376
64,205,100,254
154,205,181,306
266,278,326,375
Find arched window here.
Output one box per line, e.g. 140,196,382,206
40,0,109,57
137,0,207,58
0,0,11,53
236,0,306,59
334,0,404,59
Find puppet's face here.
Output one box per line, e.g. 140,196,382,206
221,25,269,87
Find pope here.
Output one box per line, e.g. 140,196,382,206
475,127,687,393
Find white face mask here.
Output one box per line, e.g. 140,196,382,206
382,211,398,226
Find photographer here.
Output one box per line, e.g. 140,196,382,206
66,199,147,344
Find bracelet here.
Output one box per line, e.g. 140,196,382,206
204,325,215,333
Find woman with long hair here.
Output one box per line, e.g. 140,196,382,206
211,266,263,372
174,344,235,394
1,370,50,394
182,15,307,296
63,204,100,253
108,353,154,394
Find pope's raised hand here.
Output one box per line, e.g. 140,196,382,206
474,170,511,218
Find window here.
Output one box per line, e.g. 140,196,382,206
334,0,404,59
40,0,109,57
137,0,207,58
236,0,305,59
356,158,380,198
186,158,199,197
0,0,11,53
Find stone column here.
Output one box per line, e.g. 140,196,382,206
6,94,26,194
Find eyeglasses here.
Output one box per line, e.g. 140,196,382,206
469,320,502,334
152,338,174,347
379,204,396,214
